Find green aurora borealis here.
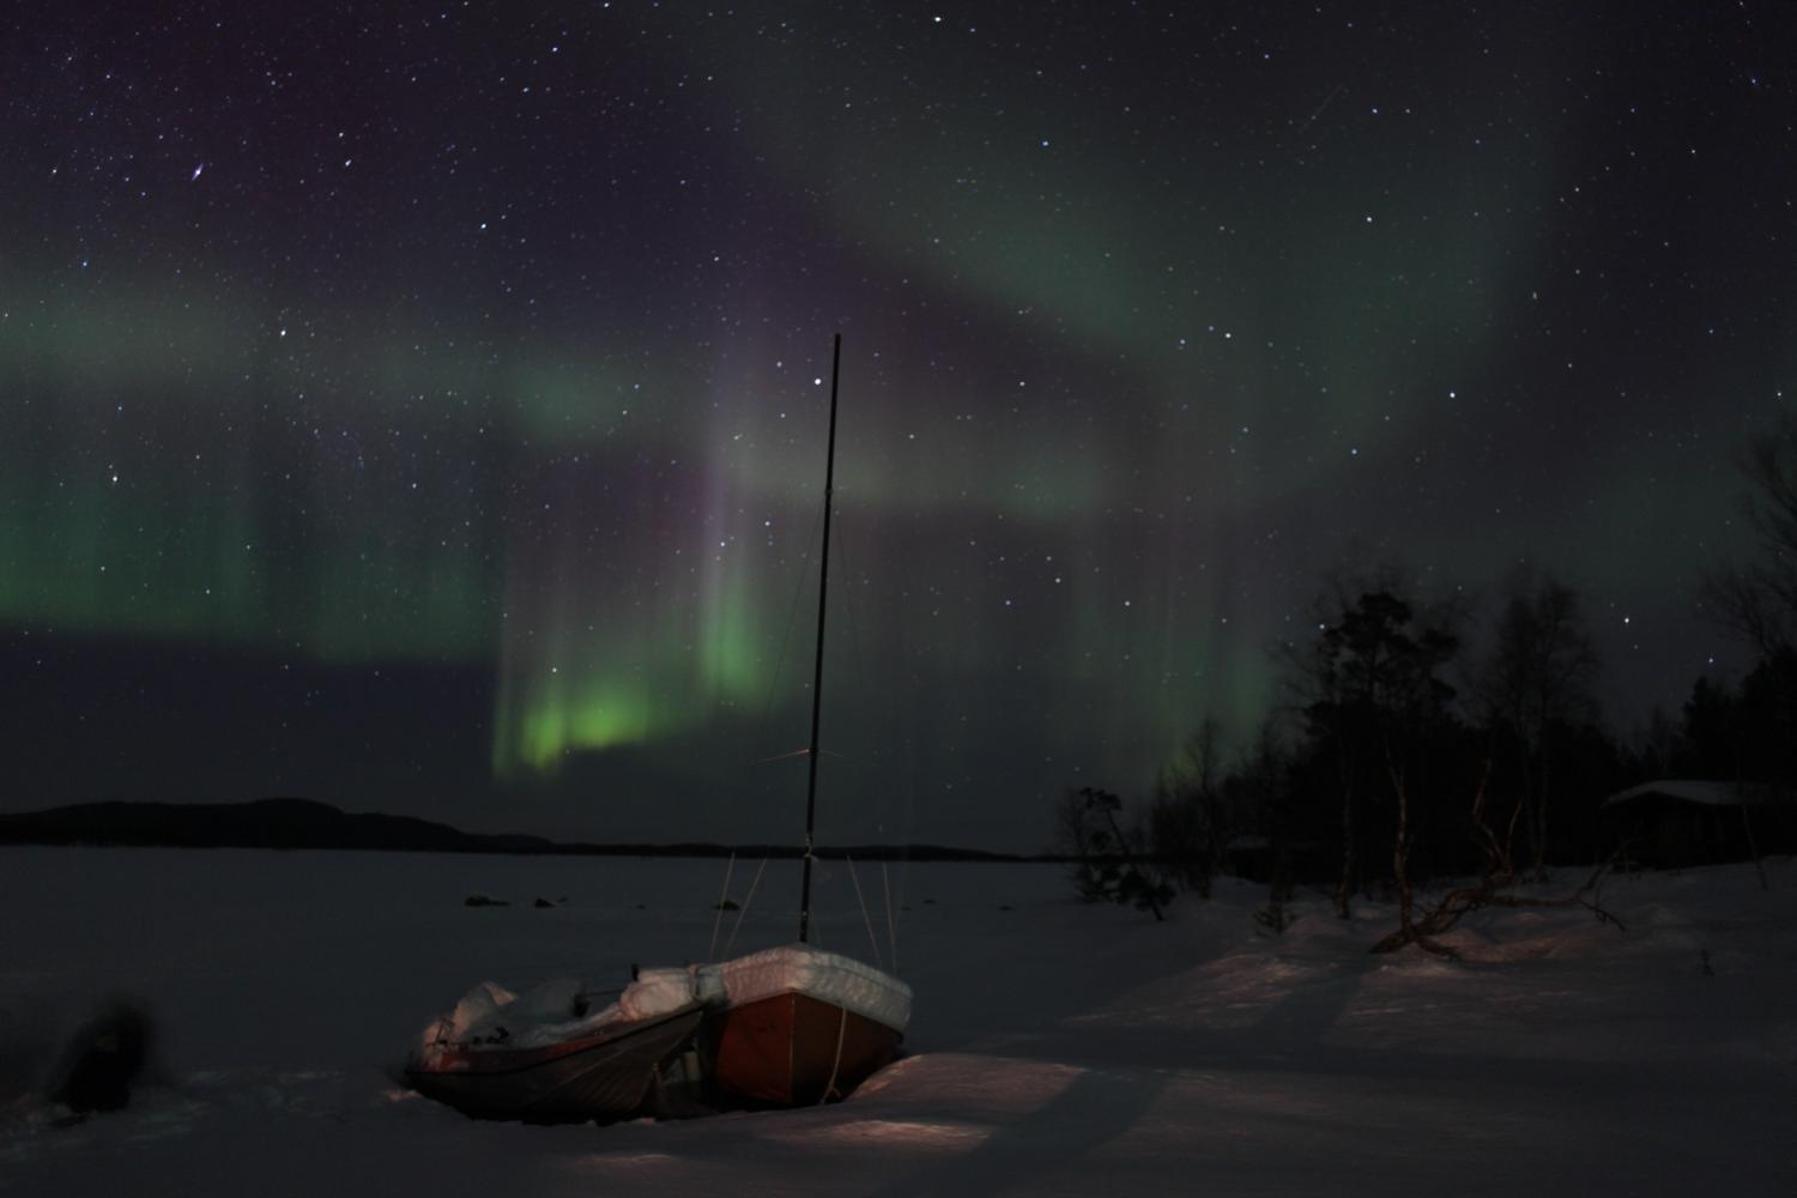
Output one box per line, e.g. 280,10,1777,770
2,2,1791,846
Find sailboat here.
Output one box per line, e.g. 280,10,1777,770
700,333,912,1105
404,335,909,1121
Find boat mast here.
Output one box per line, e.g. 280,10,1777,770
798,333,842,945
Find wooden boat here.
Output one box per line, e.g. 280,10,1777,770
405,980,705,1124
707,944,909,1106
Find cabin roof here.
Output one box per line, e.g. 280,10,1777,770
1603,779,1778,809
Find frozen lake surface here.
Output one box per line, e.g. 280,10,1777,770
2,848,1792,1195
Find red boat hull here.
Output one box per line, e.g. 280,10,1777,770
710,992,902,1107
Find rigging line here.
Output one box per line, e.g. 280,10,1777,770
707,851,737,960
882,860,898,973
753,747,814,765
722,856,770,959
820,1005,849,1104
846,854,883,970
751,746,849,766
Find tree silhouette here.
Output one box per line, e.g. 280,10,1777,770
1297,588,1458,926
1054,787,1172,921
1472,572,1600,879
1706,413,1797,659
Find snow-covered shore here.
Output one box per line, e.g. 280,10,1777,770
3,849,1791,1195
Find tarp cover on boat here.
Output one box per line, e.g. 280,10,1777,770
621,966,726,1019
714,945,912,1033
418,978,618,1060
417,945,909,1068
417,970,709,1065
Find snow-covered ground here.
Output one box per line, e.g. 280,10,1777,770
2,849,1792,1195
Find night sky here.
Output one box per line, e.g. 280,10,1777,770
3,1,1792,850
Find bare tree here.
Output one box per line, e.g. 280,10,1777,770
1705,414,1797,658
1297,587,1459,927
1472,570,1600,879
1052,788,1106,898
1373,732,1627,960
1148,716,1227,898
1276,571,1380,919
1370,856,1625,959
1053,787,1173,919
1236,715,1296,931
1701,415,1797,804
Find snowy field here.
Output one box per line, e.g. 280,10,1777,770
2,848,1792,1196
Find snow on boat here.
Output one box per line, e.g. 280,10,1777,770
405,949,910,1122
706,943,912,1107
404,976,704,1124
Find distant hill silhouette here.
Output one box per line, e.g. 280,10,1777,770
0,797,553,854
0,798,1025,862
